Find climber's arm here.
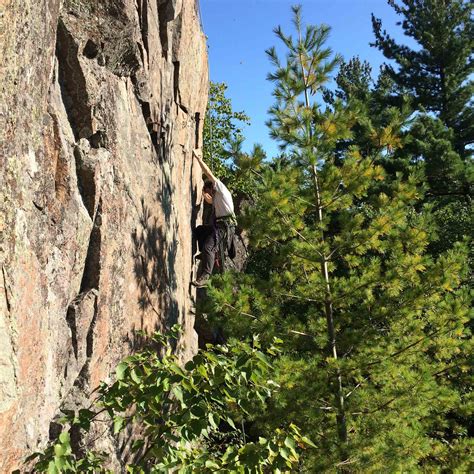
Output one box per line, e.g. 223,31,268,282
193,148,217,183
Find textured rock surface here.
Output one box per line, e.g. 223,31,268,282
0,0,207,470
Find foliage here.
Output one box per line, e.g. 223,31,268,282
203,82,257,194
203,5,473,472
372,0,473,157
406,114,473,260
23,432,107,474
331,49,473,269
371,0,473,262
25,328,313,473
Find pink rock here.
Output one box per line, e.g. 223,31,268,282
0,0,207,470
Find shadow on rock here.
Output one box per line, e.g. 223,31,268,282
131,197,179,340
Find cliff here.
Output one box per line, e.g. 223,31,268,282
0,0,208,470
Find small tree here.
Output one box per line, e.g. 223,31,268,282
202,82,252,192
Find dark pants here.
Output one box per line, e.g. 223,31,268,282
194,223,233,276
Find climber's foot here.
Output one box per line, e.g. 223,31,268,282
192,272,211,288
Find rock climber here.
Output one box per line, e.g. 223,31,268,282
192,148,236,287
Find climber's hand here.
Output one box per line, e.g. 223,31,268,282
193,148,202,160
193,148,216,182
203,192,213,204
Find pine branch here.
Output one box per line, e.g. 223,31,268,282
264,235,320,265
276,292,320,303
275,208,326,259
351,357,468,417
222,302,258,320
347,316,461,375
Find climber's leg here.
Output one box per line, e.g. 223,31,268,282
201,231,217,275
192,230,216,287
194,225,213,253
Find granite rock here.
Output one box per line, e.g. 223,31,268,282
0,0,207,469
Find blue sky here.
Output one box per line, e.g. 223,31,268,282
199,0,407,157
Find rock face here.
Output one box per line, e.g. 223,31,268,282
0,0,208,470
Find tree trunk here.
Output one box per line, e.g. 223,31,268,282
297,23,348,458
302,69,348,451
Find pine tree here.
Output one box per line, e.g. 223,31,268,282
325,56,411,180
372,0,473,158
371,0,473,260
205,6,472,471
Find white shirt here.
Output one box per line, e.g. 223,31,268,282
213,179,234,218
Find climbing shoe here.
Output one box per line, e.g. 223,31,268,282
192,272,211,288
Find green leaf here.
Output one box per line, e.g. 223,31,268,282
255,351,272,368
169,364,185,377
208,412,218,429
284,436,296,450
54,443,66,457
58,432,70,446
131,439,145,452
226,417,237,430
191,405,206,419
116,362,128,380
222,446,238,463
54,455,67,471
114,415,125,434
280,447,290,460
172,386,184,405
131,368,141,384
205,460,221,469
47,461,59,474
301,436,317,448
197,365,208,379
189,418,207,437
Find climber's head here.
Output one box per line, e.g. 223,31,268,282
203,180,214,204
